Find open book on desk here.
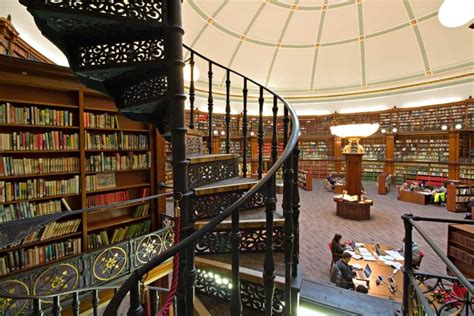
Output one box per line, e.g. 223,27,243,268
333,194,358,202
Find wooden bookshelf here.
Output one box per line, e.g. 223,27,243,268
447,225,474,279
297,170,312,191
447,183,474,212
0,55,162,276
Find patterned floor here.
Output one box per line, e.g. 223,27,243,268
298,180,468,284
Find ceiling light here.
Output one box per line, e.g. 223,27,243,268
441,125,448,130
250,131,255,136
183,63,200,82
213,130,218,135
455,123,462,129
438,0,473,28
392,127,398,133
220,130,225,136
330,123,380,153
381,128,386,134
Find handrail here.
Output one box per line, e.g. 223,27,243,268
103,44,300,315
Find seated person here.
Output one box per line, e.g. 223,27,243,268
398,238,422,267
430,185,447,205
355,284,368,294
331,233,349,256
398,182,409,199
330,252,356,289
325,172,336,190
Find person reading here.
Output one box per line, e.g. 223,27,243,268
398,238,423,268
331,233,348,256
330,252,356,289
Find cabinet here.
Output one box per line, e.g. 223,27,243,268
447,225,474,279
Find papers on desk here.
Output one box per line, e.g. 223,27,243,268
385,250,404,261
358,247,376,261
346,250,362,260
381,261,403,269
355,242,365,247
352,263,363,270
378,255,394,261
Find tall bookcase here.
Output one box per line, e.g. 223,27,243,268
0,55,162,277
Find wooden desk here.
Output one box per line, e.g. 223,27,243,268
334,184,345,194
399,190,431,205
349,243,403,302
334,198,373,220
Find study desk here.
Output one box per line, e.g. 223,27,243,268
349,243,404,302
399,190,431,205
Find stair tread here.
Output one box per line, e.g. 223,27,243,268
193,176,257,195
197,252,287,279
188,154,238,164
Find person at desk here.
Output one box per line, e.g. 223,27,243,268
331,233,349,256
398,238,423,268
430,185,447,205
331,252,356,289
326,172,336,190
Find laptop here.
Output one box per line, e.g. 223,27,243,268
355,264,372,280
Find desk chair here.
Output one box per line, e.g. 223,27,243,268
413,250,425,269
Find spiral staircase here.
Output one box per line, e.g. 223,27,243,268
16,0,301,315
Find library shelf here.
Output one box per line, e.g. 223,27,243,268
0,124,79,130
87,200,152,215
85,183,150,194
0,254,79,278
84,127,150,133
0,171,80,180
88,215,151,232
85,149,150,153
1,150,80,154
0,193,81,205
85,168,151,175
0,232,82,255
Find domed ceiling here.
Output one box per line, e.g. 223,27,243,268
183,0,473,98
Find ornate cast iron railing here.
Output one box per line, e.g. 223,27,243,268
402,214,474,316
103,45,301,315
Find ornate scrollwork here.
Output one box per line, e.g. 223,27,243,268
79,38,164,68
196,226,284,254
44,0,164,22
186,135,203,156
136,230,173,264
33,263,79,303
0,280,29,316
119,74,168,108
191,189,265,219
410,273,474,315
195,268,285,314
93,247,127,282
188,159,238,187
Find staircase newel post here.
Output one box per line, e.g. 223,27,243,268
402,213,414,316
230,210,242,315
282,107,294,316
189,51,195,129
258,86,264,180
207,61,214,154
262,95,279,316
225,69,231,154
242,78,248,178
291,144,300,277
167,1,194,315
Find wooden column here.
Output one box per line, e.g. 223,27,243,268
212,135,221,154
448,130,460,180
384,134,395,175
334,136,342,173
344,153,364,197
250,136,258,176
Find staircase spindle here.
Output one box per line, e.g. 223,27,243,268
262,95,279,316
72,292,80,316
189,52,195,129
33,298,43,316
282,107,294,316
258,86,264,180
230,211,242,315
128,279,144,315
92,289,99,316
292,145,301,277
242,78,248,178
225,69,231,154
150,289,158,315
208,61,214,154
53,296,62,316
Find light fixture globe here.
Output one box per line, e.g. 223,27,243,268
330,123,380,153
438,0,473,28
183,63,200,82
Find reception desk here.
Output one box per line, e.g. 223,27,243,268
334,197,373,220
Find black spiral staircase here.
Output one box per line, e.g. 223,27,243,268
16,0,301,315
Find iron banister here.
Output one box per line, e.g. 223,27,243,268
103,45,300,316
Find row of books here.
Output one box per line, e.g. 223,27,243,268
85,132,148,150
86,152,151,172
0,238,81,275
0,199,68,223
88,220,151,250
10,219,81,247
87,190,129,207
132,203,150,218
83,112,119,129
86,173,116,191
0,156,80,176
0,132,79,151
0,103,75,127
0,176,80,202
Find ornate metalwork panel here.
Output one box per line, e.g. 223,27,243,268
119,74,168,108
195,226,284,254
191,189,265,219
134,228,173,266
0,279,29,316
188,159,238,187
409,273,474,315
42,0,165,22
185,135,203,156
79,38,164,68
196,268,285,314
92,246,128,282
